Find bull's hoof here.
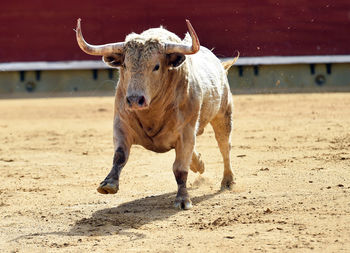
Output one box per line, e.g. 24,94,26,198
174,197,192,210
190,154,205,174
97,181,119,194
197,159,205,174
220,176,235,191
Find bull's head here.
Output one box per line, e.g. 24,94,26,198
76,19,200,110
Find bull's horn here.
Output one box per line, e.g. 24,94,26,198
165,20,200,55
75,18,124,56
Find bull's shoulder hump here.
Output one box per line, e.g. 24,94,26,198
139,27,182,43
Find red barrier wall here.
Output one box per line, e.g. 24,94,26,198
1,0,349,62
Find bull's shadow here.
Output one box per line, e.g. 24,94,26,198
69,190,219,237
10,189,221,243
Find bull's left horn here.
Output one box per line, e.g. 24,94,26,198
75,18,124,56
165,20,200,55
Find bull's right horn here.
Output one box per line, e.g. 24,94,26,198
75,18,124,56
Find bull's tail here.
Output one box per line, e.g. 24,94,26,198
222,52,240,73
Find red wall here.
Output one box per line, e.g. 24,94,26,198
1,0,350,62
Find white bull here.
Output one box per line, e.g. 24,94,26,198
76,19,238,209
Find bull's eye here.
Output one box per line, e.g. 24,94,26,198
122,63,126,69
153,64,160,71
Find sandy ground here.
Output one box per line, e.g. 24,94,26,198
0,93,349,252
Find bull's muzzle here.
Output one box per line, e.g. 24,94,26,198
126,95,148,110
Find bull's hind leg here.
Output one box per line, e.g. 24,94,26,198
210,104,235,190
190,150,205,174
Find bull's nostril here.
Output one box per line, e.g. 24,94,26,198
138,96,145,106
126,95,146,108
126,97,131,106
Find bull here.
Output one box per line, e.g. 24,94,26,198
76,19,237,209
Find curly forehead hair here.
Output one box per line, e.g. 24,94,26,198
124,35,164,57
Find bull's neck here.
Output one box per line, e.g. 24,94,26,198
133,105,167,140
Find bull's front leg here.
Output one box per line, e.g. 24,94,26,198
97,121,131,194
173,126,196,210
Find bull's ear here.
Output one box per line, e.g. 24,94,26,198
166,53,186,68
102,53,124,68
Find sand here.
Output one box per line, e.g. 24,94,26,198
0,93,349,252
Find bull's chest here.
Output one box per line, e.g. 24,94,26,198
132,116,179,153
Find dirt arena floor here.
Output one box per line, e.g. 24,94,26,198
0,93,349,252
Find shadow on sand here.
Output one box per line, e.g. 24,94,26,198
11,190,220,242
69,190,219,237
